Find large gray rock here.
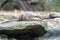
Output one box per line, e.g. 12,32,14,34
0,21,47,36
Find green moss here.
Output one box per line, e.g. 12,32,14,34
49,0,60,12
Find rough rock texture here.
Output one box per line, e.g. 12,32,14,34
0,21,47,35
0,11,60,40
0,21,47,40
0,11,48,40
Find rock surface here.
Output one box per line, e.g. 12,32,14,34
0,11,60,40
33,18,60,40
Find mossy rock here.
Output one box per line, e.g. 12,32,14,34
0,21,47,36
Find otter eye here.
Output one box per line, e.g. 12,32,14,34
35,16,41,18
35,16,39,18
35,16,38,17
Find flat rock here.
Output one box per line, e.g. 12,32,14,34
0,21,47,37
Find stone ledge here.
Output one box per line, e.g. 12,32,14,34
0,21,47,36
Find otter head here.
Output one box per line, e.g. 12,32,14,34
29,14,41,21
22,12,42,21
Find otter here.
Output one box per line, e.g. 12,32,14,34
18,11,41,21
0,11,41,23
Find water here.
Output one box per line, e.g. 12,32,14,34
38,25,60,40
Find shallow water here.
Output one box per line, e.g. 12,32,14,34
37,25,60,40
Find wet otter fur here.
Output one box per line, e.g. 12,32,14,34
18,11,41,21
0,11,41,23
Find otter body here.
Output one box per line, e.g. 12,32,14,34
0,11,41,23
18,11,41,21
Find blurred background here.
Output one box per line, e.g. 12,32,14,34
0,0,59,12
